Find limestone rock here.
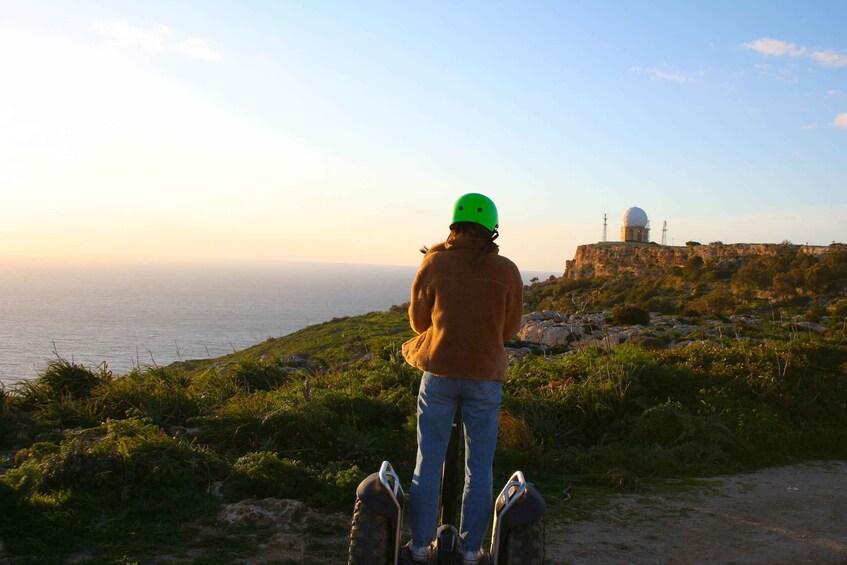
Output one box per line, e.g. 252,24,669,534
218,498,306,528
565,242,833,279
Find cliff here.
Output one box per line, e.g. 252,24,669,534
564,242,835,279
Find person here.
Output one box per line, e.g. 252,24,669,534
401,193,523,565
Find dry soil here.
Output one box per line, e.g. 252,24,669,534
545,460,847,564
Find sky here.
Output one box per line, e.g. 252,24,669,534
1,0,846,272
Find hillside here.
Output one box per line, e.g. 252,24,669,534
173,309,414,376
564,241,838,279
534,240,847,319
1,245,846,563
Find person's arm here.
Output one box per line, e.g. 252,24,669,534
408,263,433,334
503,263,524,340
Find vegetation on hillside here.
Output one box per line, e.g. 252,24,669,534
529,243,847,319
1,246,846,562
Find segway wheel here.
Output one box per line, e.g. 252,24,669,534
348,498,392,565
499,517,545,565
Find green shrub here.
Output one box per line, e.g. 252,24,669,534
629,335,666,350
194,388,339,457
16,359,109,411
3,417,226,497
0,386,11,449
644,296,677,314
628,401,737,451
831,298,847,318
224,452,365,510
309,461,366,509
224,451,309,500
612,303,650,325
229,359,300,392
91,367,200,427
13,360,126,431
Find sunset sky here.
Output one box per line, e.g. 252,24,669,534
1,0,846,271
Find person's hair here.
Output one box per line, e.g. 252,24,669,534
419,221,499,255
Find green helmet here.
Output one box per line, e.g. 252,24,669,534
451,193,499,232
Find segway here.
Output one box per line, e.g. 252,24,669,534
348,409,545,564
348,460,406,564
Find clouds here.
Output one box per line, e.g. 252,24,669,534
176,38,222,61
744,37,847,68
91,19,222,61
812,51,847,68
629,66,700,83
743,38,805,57
91,20,172,53
744,37,846,130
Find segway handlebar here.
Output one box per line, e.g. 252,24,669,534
490,470,545,565
379,460,405,501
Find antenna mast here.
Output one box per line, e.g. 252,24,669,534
602,213,608,242
661,220,667,246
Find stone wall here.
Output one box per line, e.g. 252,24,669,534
564,242,835,279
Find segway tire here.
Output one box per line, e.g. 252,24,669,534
348,498,392,565
499,517,545,565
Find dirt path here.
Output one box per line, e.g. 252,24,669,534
207,460,846,564
546,461,847,564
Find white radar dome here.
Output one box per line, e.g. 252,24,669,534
622,207,649,228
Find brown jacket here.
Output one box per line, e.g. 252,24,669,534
401,232,523,381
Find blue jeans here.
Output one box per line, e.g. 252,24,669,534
410,372,503,554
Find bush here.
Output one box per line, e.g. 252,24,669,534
17,359,109,408
831,298,847,319
91,367,200,427
228,360,300,392
629,336,666,350
224,452,365,510
0,386,11,449
612,304,650,325
224,451,309,500
628,401,737,451
644,296,677,314
3,417,227,496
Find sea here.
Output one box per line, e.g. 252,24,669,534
0,262,554,385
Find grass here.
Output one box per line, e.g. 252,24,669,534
176,310,413,376
1,303,846,561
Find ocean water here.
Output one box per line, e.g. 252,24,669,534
0,262,554,385
0,262,416,385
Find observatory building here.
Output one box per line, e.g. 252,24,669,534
621,207,650,243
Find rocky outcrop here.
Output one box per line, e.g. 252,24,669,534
218,498,307,528
217,498,349,563
508,310,828,360
564,242,836,279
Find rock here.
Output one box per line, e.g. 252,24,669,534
521,310,567,323
630,336,666,350
518,319,584,348
794,322,827,333
169,426,201,439
565,242,833,279
218,498,306,528
572,332,626,350
280,355,309,367
208,481,224,498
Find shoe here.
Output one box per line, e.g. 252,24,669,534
462,548,489,565
401,542,431,564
